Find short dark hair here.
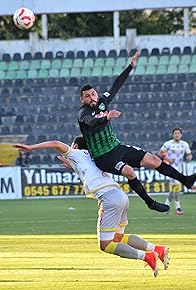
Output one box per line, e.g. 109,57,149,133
72,135,88,150
80,84,94,97
172,127,183,135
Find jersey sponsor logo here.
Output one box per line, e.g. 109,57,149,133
95,111,108,118
115,161,125,171
103,92,110,98
98,103,106,110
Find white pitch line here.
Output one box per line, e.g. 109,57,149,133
0,216,195,225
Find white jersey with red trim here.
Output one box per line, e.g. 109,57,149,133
160,139,191,171
63,147,119,198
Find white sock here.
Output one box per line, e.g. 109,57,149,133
175,201,181,209
146,242,155,252
165,198,170,206
137,250,145,260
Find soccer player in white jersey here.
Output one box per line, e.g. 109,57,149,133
14,136,169,277
159,128,192,215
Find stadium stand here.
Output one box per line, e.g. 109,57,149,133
0,47,195,165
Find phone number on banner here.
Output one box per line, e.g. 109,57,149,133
120,182,182,194
23,185,85,197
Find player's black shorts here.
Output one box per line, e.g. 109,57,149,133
94,144,147,175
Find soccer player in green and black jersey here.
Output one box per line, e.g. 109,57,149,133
78,51,196,212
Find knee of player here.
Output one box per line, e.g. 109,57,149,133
122,165,136,179
99,240,113,251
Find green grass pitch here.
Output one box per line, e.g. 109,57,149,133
0,194,196,289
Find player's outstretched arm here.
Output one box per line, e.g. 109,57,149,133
130,50,140,67
107,50,140,102
14,140,70,154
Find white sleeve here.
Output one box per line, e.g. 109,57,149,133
160,141,170,152
184,141,191,154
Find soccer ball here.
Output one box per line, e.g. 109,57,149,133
13,7,35,30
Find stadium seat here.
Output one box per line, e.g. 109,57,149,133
183,46,192,55
0,61,8,71
161,47,170,55
180,55,191,65
129,48,137,56
148,56,158,65
156,64,167,75
40,59,51,70
51,59,62,70
189,63,196,73
167,64,178,74
8,61,20,71
105,58,115,67
30,60,41,70
45,51,54,59
113,66,124,76
59,68,70,78
42,154,53,165
13,53,22,61
159,55,169,65
6,71,17,79
169,55,180,65
102,67,113,76
108,49,117,58
16,70,28,79
56,51,64,59
38,69,49,78
119,49,128,57
62,59,73,68
146,65,156,75
76,50,85,59
87,50,96,58
91,67,102,77
141,48,149,56
94,58,105,67
23,52,33,60
97,50,107,58
70,68,81,77
73,59,83,68
178,64,189,74
2,53,11,62
66,50,75,59
81,67,92,77
28,69,38,79
172,47,181,55
1,88,10,97
83,58,94,68
137,56,148,66
151,48,160,56
19,60,30,70
49,69,59,78
34,52,43,59
116,57,126,67
134,65,145,75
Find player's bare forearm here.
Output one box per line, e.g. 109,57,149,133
107,110,121,121
57,155,73,170
186,153,192,161
108,50,140,100
130,50,140,67
14,140,69,154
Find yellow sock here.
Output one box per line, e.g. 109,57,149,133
121,234,129,244
104,241,118,254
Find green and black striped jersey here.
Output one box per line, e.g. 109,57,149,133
78,64,133,158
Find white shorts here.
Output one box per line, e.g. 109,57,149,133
97,188,129,241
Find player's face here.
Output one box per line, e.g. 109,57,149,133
172,130,182,142
80,88,99,107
